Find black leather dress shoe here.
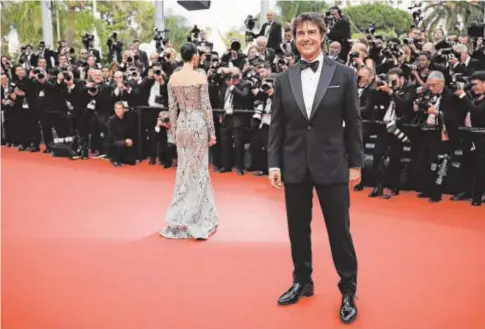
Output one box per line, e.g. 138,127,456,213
277,282,314,305
339,294,358,324
369,186,383,198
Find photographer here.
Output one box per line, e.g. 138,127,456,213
150,110,174,168
18,44,35,71
29,66,67,153
369,68,415,198
449,43,481,77
10,65,41,151
220,39,246,71
256,10,282,51
105,101,136,167
326,6,351,61
83,69,113,158
249,65,274,176
413,71,466,202
107,32,123,63
408,52,431,87
1,72,14,145
453,71,485,206
60,69,88,147
346,42,375,73
111,71,135,108
141,64,168,108
218,67,253,175
82,33,101,63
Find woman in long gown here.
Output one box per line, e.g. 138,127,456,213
159,42,218,240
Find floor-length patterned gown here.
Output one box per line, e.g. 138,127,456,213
159,83,218,240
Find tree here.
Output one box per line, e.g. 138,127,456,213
422,1,484,36
0,0,191,58
344,3,413,37
222,29,247,50
276,0,329,25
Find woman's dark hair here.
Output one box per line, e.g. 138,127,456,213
180,42,198,62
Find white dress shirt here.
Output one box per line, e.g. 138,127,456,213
301,53,324,118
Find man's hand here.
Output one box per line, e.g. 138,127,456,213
208,135,217,147
349,168,361,188
268,168,282,189
427,105,438,115
125,139,133,147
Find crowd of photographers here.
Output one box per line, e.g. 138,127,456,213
1,7,485,206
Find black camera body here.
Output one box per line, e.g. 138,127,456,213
82,33,94,48
448,73,468,92
244,15,257,43
415,90,435,114
244,70,261,89
88,85,99,94
154,95,164,105
468,22,485,39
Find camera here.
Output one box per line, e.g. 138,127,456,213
107,32,123,51
189,25,201,40
261,78,274,92
448,73,468,92
154,95,164,105
324,12,335,30
244,15,257,43
381,40,403,59
88,85,99,94
467,22,485,39
244,70,261,89
154,28,169,53
364,24,375,35
230,39,242,52
33,68,45,80
436,48,459,62
375,73,387,87
386,120,410,143
415,91,433,113
405,63,418,71
82,33,94,48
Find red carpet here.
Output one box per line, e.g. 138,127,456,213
2,147,485,329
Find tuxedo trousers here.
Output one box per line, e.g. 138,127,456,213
284,172,357,295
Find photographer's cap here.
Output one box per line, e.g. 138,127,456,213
427,71,445,81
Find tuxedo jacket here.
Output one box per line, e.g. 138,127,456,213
268,56,364,185
258,21,282,50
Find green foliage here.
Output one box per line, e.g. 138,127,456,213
422,1,484,36
276,0,329,24
344,3,413,37
222,29,247,50
1,0,191,58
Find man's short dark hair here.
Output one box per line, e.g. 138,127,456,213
114,101,125,109
470,71,485,82
292,12,327,39
387,67,405,78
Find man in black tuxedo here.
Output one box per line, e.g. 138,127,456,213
268,12,363,324
258,10,282,51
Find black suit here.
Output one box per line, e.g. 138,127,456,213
268,55,363,294
258,21,282,50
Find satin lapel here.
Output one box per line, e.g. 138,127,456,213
288,65,308,121
309,57,337,120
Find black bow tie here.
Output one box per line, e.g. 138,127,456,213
300,60,319,72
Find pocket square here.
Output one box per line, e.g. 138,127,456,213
328,85,340,88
